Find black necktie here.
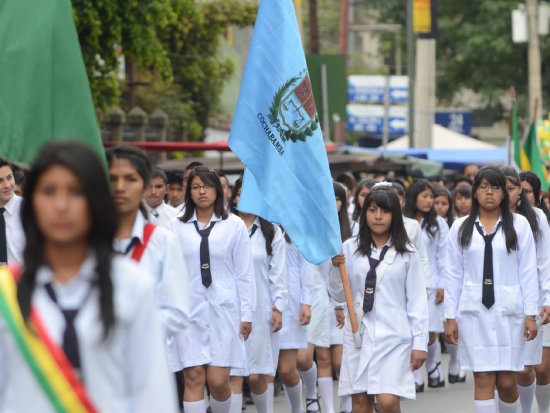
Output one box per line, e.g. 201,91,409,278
475,221,501,309
194,221,217,288
363,245,390,313
249,224,258,238
123,237,140,256
0,207,6,265
44,283,93,372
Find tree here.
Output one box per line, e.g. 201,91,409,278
72,0,257,140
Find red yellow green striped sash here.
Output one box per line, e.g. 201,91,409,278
0,266,97,413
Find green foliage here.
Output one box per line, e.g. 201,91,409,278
72,0,257,140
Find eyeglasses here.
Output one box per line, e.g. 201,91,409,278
191,184,214,192
478,184,502,193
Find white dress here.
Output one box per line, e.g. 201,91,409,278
329,238,428,399
279,241,314,350
0,255,178,412
524,208,550,361
232,221,287,376
420,215,449,333
308,260,331,348
444,214,538,372
167,212,256,369
112,212,190,339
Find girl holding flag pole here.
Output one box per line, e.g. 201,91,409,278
330,183,428,412
0,141,177,412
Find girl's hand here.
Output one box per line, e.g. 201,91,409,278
444,319,458,345
299,304,311,326
410,350,427,371
435,288,444,304
335,308,345,328
331,252,345,267
541,306,550,325
240,322,252,340
271,311,282,333
524,317,538,341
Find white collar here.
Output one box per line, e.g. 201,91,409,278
2,194,20,215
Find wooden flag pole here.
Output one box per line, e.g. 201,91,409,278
338,262,362,347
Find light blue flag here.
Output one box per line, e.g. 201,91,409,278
228,0,341,264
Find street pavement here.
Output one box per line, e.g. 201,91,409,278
241,353,544,412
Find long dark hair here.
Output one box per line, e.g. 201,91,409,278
434,187,454,228
404,178,439,238
501,166,540,239
106,144,152,219
351,178,377,222
228,177,275,255
356,187,411,256
520,170,550,225
334,182,352,242
458,166,518,252
181,165,228,222
19,141,116,338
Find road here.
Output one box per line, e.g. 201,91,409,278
238,353,543,412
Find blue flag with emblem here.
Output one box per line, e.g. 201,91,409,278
228,0,341,264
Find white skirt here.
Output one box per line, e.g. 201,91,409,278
280,273,308,349
231,321,280,377
428,289,444,333
544,323,550,348
308,286,331,348
330,306,344,346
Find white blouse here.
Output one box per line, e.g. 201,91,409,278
113,211,190,338
0,255,177,412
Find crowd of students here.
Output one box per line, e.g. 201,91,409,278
0,144,549,413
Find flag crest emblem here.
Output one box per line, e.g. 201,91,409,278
268,70,319,143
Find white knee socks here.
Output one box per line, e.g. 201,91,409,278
183,399,207,413
318,377,334,413
267,382,275,413
518,379,536,413
448,343,460,376
427,340,442,378
536,383,550,413
474,399,497,413
284,380,304,413
211,395,232,413
498,397,520,413
299,363,319,409
251,388,270,413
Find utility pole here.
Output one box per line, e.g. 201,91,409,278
527,0,543,121
308,0,319,54
415,38,435,148
339,0,349,55
406,0,415,148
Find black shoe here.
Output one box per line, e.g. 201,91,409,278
306,397,321,413
427,362,445,388
448,371,466,383
415,382,425,392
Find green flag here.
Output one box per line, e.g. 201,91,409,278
0,0,103,166
523,121,549,190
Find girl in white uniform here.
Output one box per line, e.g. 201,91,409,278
227,179,287,413
404,179,449,389
520,171,550,413
278,236,314,413
0,142,177,412
330,184,428,413
297,182,353,413
168,166,255,413
444,166,539,413
106,145,190,339
350,179,377,237
434,187,465,384
502,168,550,413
